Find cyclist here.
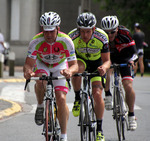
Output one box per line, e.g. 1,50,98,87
133,23,146,77
0,30,5,54
68,12,111,141
101,15,138,131
23,11,78,141
0,29,9,70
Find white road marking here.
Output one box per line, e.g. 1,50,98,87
0,85,25,103
134,104,141,110
0,85,141,112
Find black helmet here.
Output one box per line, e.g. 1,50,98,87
77,12,97,29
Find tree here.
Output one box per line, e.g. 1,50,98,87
95,0,150,32
95,0,150,71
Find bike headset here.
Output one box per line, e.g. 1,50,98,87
39,11,61,33
101,15,119,30
76,12,97,29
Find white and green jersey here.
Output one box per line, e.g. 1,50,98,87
27,31,76,68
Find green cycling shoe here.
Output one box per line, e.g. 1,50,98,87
72,100,80,117
96,131,105,141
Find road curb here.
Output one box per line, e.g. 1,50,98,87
0,98,22,119
0,78,26,83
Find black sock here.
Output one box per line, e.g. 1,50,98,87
97,119,103,132
128,112,134,117
105,90,112,97
75,90,81,101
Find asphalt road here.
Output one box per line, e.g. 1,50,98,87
0,74,150,141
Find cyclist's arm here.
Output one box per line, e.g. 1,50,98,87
23,57,36,80
0,33,5,49
60,60,78,79
97,52,111,76
0,42,5,49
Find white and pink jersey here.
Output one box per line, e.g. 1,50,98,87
27,31,77,93
27,31,76,68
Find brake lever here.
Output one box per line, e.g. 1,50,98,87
67,79,71,91
24,79,31,91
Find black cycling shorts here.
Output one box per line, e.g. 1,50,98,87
119,66,133,81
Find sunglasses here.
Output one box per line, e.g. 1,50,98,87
105,30,116,34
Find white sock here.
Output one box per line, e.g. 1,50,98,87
60,134,67,139
37,103,44,108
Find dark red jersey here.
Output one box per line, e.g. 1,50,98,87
110,25,137,64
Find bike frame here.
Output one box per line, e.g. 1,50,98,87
74,71,100,141
111,64,129,141
24,74,68,141
43,76,60,141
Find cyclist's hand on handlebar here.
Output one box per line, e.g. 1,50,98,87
60,69,72,79
128,61,135,68
24,69,35,80
97,65,106,76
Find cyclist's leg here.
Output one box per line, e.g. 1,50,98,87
104,68,113,110
91,77,105,140
72,58,85,92
34,60,50,125
71,58,86,117
55,90,69,140
134,61,138,76
121,67,137,130
34,60,49,104
52,65,69,140
105,68,113,92
138,51,144,76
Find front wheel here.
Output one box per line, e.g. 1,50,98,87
45,100,50,141
80,94,88,141
113,88,122,141
45,100,54,141
88,97,96,141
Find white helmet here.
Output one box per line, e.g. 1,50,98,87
101,16,119,30
77,12,97,29
40,11,61,31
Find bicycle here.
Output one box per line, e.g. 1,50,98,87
110,63,130,141
73,71,105,141
24,73,71,141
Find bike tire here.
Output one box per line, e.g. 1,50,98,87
88,98,96,141
45,100,50,141
113,88,122,141
120,92,126,140
80,93,88,141
45,100,55,141
53,103,60,141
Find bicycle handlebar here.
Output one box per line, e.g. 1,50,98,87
73,71,100,77
73,71,106,88
24,75,71,91
110,63,128,69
